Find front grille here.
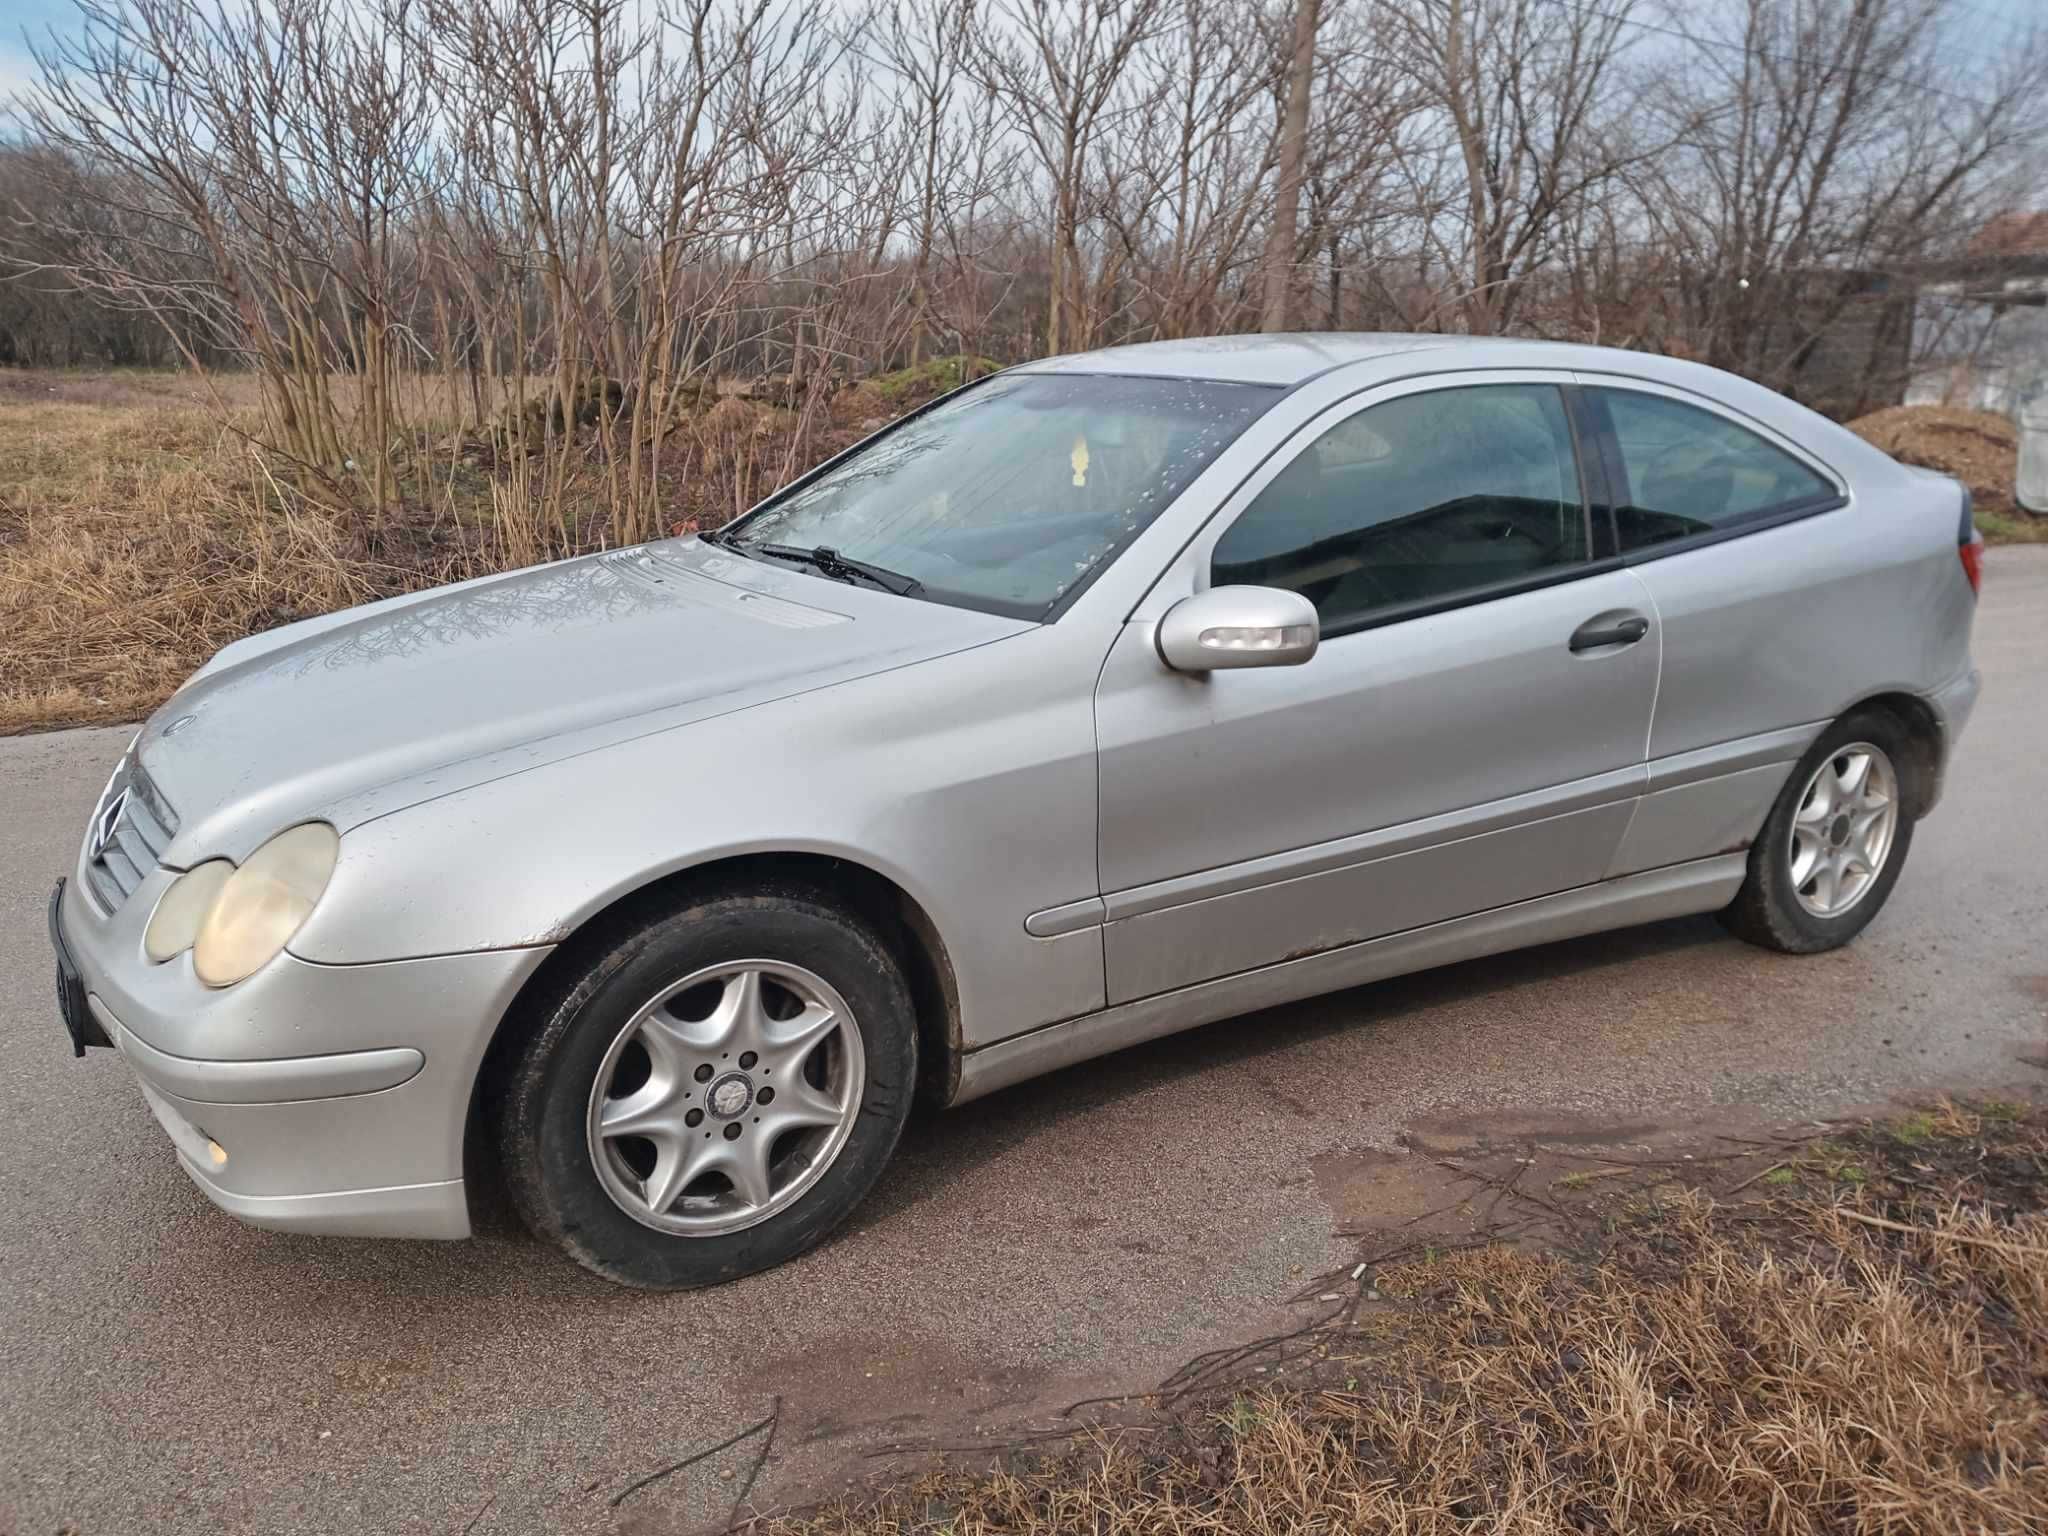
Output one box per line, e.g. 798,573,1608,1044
83,757,179,912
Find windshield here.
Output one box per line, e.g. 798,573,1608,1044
723,373,1278,618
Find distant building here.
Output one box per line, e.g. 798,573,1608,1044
1905,211,2048,420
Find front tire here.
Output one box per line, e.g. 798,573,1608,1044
497,890,917,1288
1719,710,1916,955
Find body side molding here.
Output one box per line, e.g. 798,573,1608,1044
952,854,1747,1104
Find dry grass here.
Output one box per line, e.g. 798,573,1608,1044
1976,507,2048,545
770,1106,2048,1536
0,389,459,732
0,366,895,733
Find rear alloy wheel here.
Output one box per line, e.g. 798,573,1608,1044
498,891,916,1288
1720,711,1917,955
1785,743,1900,921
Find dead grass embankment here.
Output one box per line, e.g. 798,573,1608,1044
0,390,464,732
768,1100,2048,1536
0,366,915,733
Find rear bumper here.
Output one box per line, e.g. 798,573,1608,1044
1932,665,1981,745
54,874,550,1240
1925,666,1982,813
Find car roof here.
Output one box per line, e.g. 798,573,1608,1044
1012,331,1901,479
1016,332,1550,387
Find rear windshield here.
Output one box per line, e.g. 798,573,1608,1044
724,373,1279,618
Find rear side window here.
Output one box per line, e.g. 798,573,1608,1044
1593,388,1837,552
1213,383,1589,633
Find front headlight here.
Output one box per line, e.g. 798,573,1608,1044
144,860,235,962
191,824,340,987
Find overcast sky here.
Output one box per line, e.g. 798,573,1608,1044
3,0,2043,141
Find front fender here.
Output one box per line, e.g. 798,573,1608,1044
286,627,1113,1049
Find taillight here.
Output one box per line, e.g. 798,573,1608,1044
1955,483,1982,597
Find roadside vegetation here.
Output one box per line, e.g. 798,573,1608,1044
6,372,2041,734
0,363,952,732
2,0,2043,731
764,1100,2046,1535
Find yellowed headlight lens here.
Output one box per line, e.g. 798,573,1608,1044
143,860,234,963
192,824,339,988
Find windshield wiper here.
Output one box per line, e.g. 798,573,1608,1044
750,543,924,597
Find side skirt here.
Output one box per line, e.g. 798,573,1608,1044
950,854,1747,1105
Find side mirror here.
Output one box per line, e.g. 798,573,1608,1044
1156,585,1320,672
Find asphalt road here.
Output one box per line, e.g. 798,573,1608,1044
4,550,2045,1536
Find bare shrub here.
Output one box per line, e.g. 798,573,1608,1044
3,0,2045,728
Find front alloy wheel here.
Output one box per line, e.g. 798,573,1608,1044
587,961,865,1236
498,889,917,1288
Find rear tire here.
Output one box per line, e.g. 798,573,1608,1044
496,889,917,1289
1719,710,1916,955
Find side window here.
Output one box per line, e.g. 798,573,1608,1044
1212,383,1588,632
1595,388,1836,552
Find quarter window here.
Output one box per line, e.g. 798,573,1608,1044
1593,388,1836,552
1212,383,1589,632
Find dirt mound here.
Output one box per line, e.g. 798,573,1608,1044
1847,403,2018,514
702,395,774,433
830,354,998,426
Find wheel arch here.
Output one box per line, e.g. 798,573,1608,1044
461,851,964,1222
1840,688,1944,819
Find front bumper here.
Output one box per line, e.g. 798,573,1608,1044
49,881,112,1055
52,873,550,1240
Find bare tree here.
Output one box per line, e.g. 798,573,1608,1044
1382,0,1654,334
865,0,978,366
1639,0,2048,407
970,0,1167,353
1260,0,1320,330
5,0,2044,575
1082,0,1274,338
1299,7,1427,329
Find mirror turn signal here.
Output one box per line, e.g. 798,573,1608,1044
1157,586,1320,672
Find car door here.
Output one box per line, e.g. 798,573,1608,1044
1571,380,1858,878
1093,373,1661,1005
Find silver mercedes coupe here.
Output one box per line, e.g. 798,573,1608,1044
50,335,1983,1287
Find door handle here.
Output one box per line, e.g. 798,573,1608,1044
1568,613,1650,653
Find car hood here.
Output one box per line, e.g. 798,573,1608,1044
137,538,1030,864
